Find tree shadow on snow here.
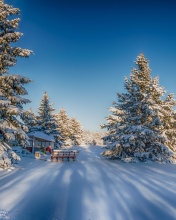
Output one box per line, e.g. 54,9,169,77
0,146,176,220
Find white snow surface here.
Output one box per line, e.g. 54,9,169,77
28,131,55,142
0,145,176,220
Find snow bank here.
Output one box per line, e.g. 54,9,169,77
0,143,20,169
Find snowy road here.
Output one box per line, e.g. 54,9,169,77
0,146,176,220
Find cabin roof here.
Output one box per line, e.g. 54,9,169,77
28,131,55,142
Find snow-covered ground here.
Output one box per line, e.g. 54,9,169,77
0,145,176,220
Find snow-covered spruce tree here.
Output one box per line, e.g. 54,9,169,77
37,92,63,146
0,1,32,168
103,54,176,163
21,108,39,133
70,117,83,145
56,108,71,142
159,93,176,152
101,105,124,145
38,92,56,134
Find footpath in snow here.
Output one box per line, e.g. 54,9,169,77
0,145,176,220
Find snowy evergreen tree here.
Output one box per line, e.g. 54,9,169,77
21,108,39,133
0,1,32,168
103,54,176,163
38,92,58,133
37,92,63,147
159,94,176,152
56,108,71,142
70,117,83,145
101,105,124,145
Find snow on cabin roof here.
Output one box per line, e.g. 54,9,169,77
28,131,55,142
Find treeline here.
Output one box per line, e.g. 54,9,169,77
23,92,83,147
23,92,105,147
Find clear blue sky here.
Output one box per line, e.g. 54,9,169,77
6,0,176,131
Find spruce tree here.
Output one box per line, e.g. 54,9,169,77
70,117,83,145
0,1,32,168
37,92,63,147
21,108,38,133
159,94,176,152
38,92,58,134
101,106,124,145
56,108,71,142
103,54,176,163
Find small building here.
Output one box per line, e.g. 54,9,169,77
27,131,55,154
